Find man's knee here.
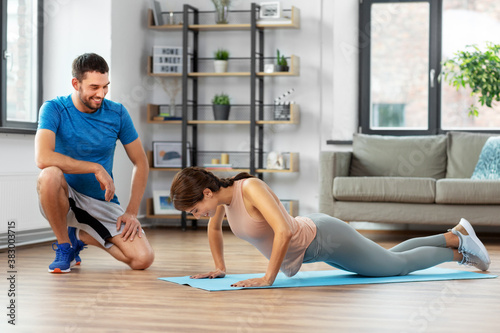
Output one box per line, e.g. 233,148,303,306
37,166,66,194
129,248,155,270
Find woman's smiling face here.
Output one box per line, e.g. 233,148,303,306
187,189,218,219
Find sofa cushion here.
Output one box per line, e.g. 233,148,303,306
436,179,500,204
471,137,500,180
333,177,436,203
350,133,447,178
446,132,499,178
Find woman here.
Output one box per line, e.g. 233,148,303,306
170,167,491,288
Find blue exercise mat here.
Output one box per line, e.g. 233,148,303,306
158,267,496,291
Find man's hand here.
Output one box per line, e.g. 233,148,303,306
94,167,115,201
116,212,143,241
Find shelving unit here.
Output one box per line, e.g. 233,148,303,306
146,3,300,229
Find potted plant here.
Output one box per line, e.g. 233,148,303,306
214,48,229,73
441,42,500,116
212,93,231,120
275,49,289,72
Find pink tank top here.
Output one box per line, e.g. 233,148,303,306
224,180,317,277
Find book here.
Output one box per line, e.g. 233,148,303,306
153,116,183,121
150,0,164,26
203,164,233,169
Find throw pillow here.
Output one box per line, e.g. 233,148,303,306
471,137,500,180
349,133,447,178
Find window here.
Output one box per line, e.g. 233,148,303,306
359,0,500,135
1,0,43,133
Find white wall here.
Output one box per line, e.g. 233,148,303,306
2,0,360,231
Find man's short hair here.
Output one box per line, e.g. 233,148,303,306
72,53,109,81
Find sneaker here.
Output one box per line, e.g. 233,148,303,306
451,218,491,271
459,252,489,271
48,242,76,273
68,227,87,265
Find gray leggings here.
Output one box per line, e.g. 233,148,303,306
302,213,454,276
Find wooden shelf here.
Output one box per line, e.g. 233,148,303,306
146,151,299,173
257,55,300,76
147,9,183,30
257,152,300,173
189,72,250,77
147,104,299,125
257,7,300,29
147,56,299,77
147,7,300,31
147,104,182,124
206,153,299,173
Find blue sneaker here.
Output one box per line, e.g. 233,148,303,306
68,227,87,265
48,242,75,273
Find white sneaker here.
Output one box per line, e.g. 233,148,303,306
451,218,491,271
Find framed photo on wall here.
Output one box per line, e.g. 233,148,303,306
153,190,179,215
259,2,281,19
153,141,190,168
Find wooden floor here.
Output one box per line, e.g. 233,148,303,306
1,227,500,332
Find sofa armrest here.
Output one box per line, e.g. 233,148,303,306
319,151,352,215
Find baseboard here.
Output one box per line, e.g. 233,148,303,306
0,227,56,250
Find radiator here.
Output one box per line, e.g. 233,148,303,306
0,173,54,249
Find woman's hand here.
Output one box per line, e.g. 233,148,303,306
190,268,226,279
231,277,273,288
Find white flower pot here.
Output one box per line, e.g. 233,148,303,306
214,60,228,73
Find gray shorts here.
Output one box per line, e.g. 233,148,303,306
40,186,125,248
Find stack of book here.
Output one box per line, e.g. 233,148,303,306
152,46,191,74
203,164,233,170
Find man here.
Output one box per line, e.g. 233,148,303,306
35,53,154,273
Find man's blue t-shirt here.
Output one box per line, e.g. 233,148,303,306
38,94,139,204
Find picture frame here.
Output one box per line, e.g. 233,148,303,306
150,0,164,26
153,190,179,215
153,141,190,168
259,2,281,19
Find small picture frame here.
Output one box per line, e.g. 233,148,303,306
259,2,281,19
153,190,179,215
153,141,190,168
150,0,164,26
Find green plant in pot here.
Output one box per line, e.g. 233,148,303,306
275,49,289,72
212,93,231,120
214,48,229,73
441,42,500,117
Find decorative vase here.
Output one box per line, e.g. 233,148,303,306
169,97,177,117
213,104,231,120
214,60,228,73
215,5,229,24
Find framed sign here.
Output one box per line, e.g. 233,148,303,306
153,141,190,168
259,2,281,19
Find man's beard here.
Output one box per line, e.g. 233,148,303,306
78,90,101,112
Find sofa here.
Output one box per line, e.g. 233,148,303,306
319,132,500,226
